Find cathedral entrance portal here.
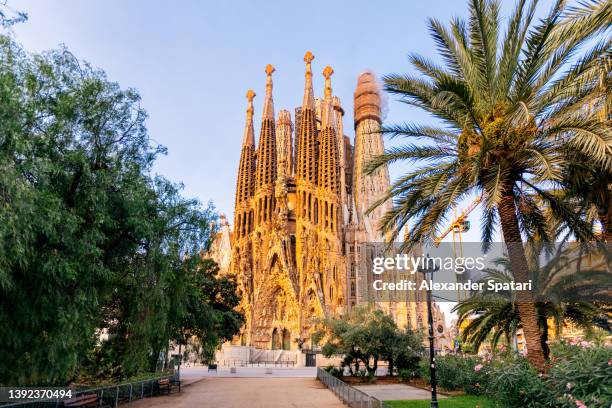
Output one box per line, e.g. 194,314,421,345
282,329,291,350
271,328,281,350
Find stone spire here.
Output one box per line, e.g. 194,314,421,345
242,89,256,145
302,51,315,110
234,90,257,239
318,66,341,235
255,65,278,227
321,66,336,129
262,64,275,120
296,51,318,186
323,65,333,99
318,67,340,193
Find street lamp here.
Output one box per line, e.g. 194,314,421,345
418,253,439,408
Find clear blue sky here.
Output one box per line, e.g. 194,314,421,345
11,0,554,243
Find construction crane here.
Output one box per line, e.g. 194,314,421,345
433,196,482,302
434,196,481,248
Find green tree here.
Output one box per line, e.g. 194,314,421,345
367,0,611,369
0,34,241,385
314,306,422,377
167,258,243,366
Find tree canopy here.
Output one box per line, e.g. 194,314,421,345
314,306,423,377
0,34,242,385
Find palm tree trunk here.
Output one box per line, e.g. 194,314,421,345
599,193,612,243
498,190,547,371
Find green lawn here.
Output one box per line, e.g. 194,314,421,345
386,395,495,408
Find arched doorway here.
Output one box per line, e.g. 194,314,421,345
271,328,281,350
282,329,291,350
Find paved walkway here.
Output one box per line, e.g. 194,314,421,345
353,384,447,401
180,365,317,378
130,377,344,408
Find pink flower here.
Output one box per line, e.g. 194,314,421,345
608,359,612,366
579,341,591,349
575,400,587,408
474,364,483,372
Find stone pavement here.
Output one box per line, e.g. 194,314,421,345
180,365,317,379
129,377,345,408
353,383,447,401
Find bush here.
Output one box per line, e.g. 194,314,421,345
398,368,419,382
323,365,344,379
419,354,484,393
415,343,612,407
485,355,552,408
484,342,612,408
545,341,612,408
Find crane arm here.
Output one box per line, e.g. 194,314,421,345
433,196,482,246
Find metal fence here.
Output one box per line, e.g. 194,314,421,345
316,368,391,408
216,360,297,367
0,372,178,408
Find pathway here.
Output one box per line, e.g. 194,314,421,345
353,383,447,401
129,376,345,408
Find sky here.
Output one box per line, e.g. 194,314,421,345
10,0,555,244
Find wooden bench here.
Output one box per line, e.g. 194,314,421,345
63,393,99,407
208,363,218,372
158,378,171,395
158,377,180,395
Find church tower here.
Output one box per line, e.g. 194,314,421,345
254,65,278,229
316,66,346,314
232,90,257,346
234,90,256,240
353,71,392,241
295,52,326,336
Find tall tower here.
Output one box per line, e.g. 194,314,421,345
232,90,257,345
317,66,346,314
254,64,278,229
276,110,293,177
234,90,257,240
295,51,326,335
353,71,391,241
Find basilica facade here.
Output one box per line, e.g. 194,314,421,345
217,51,450,352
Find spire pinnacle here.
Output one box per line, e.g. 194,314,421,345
242,89,256,145
302,51,315,109
323,66,334,99
262,64,275,120
246,89,255,121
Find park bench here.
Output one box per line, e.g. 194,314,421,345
208,363,218,372
158,377,181,395
63,393,100,407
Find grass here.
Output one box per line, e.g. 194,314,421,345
386,395,495,408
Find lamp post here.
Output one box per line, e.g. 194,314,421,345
418,253,439,408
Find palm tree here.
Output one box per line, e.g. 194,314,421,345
559,53,611,242
366,0,611,369
454,253,608,359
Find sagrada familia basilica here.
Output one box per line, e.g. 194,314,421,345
210,52,452,356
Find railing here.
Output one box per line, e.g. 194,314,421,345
0,372,179,408
316,368,391,408
216,360,297,367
